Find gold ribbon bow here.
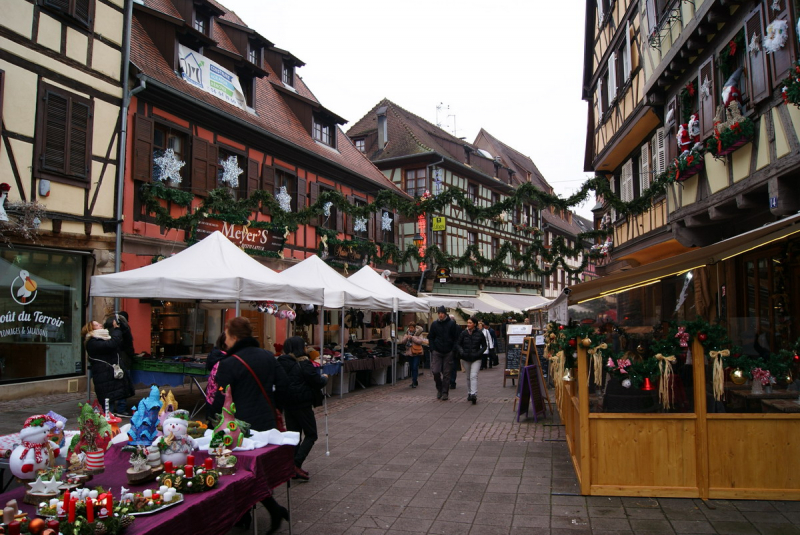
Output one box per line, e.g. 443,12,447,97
655,354,677,409
550,350,566,403
708,349,730,402
589,343,608,387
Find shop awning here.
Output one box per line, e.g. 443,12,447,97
569,213,800,304
482,292,549,312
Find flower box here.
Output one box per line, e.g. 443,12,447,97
675,161,704,182
715,136,749,157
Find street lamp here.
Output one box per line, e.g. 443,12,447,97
413,233,424,248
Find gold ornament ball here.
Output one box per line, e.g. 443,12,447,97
784,371,794,385
581,337,592,348
636,344,645,355
730,368,747,385
549,333,556,341
28,518,46,535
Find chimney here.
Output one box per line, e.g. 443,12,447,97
376,106,388,150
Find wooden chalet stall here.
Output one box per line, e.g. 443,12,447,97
556,215,800,500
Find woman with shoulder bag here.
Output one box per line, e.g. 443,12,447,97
277,336,328,481
210,317,290,535
400,322,426,388
82,317,135,416
455,316,487,405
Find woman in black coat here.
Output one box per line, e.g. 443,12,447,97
209,316,289,535
277,336,328,479
455,316,487,405
82,317,135,416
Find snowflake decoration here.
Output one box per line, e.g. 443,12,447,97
276,186,292,212
381,211,393,231
323,202,333,217
771,0,780,11
700,76,712,100
432,168,443,196
219,155,243,187
749,32,761,56
153,148,185,185
354,217,368,233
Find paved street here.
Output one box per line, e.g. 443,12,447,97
3,367,800,534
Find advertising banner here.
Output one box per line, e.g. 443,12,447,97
179,45,246,110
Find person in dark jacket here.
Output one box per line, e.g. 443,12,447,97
209,317,289,535
116,311,136,361
82,318,134,416
456,317,487,404
277,336,328,480
428,306,459,401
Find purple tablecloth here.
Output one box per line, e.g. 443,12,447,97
0,441,295,534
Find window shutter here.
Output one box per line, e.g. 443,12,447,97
308,181,319,226
296,177,307,214
68,99,90,178
766,0,796,86
346,195,355,235
607,52,617,100
206,144,218,193
133,115,154,182
597,0,604,27
45,0,69,11
746,5,769,104
621,159,634,203
609,176,617,221
335,201,344,232
640,141,651,191
246,158,260,197
74,0,91,26
596,81,604,119
698,57,716,139
190,136,208,194
652,127,666,175
645,0,657,38
368,211,377,242
260,165,274,214
624,20,632,80
42,90,68,174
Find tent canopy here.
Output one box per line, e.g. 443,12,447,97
278,255,395,310
418,294,475,309
89,231,323,304
348,267,430,312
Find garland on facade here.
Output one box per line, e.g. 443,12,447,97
717,30,745,80
783,60,800,107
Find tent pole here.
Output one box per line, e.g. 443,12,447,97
392,298,398,386
191,300,199,358
340,307,345,397
87,298,93,402
235,300,240,316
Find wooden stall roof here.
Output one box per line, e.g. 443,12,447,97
569,213,800,304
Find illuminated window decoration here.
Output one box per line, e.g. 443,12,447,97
417,213,427,271
381,211,393,231
153,148,185,185
323,201,333,217
276,186,292,213
354,217,367,233
219,155,243,187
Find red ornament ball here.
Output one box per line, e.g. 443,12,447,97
568,338,577,348
558,325,564,330
698,333,708,342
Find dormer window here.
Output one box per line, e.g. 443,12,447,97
313,116,334,147
193,12,209,35
282,63,294,86
355,139,365,153
248,45,260,66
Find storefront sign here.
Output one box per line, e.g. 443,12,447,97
436,266,450,283
332,244,366,265
432,217,446,231
179,45,246,110
196,219,284,254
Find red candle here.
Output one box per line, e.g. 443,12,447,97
205,457,213,470
63,490,71,504
163,461,173,473
186,455,195,466
86,498,94,522
106,494,113,515
184,464,193,477
68,498,77,522
7,521,20,535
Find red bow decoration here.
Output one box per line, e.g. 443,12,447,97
675,326,689,348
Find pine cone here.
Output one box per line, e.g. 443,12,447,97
120,515,135,528
94,522,108,535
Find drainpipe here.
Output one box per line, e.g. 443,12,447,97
113,0,145,311
416,158,445,294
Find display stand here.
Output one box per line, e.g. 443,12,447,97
503,324,533,387
516,363,548,423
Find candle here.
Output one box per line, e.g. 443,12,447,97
186,455,195,466
142,489,152,498
7,520,20,535
204,457,213,470
68,498,76,523
184,464,193,477
50,498,59,508
57,501,65,518
159,486,168,494
3,506,14,524
63,490,70,505
86,498,94,522
163,461,173,473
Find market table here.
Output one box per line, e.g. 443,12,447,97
761,398,800,413
727,388,799,412
0,441,296,535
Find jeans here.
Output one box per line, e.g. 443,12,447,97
450,355,458,386
461,359,481,396
284,406,319,469
431,350,453,394
407,355,420,384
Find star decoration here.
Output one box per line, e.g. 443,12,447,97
276,186,292,212
153,148,185,185
42,477,62,494
323,202,333,217
218,155,243,187
381,211,393,231
354,217,368,233
749,32,761,55
700,76,712,100
28,476,60,495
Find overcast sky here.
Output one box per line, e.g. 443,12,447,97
221,0,595,219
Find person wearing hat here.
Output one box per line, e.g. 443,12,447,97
428,306,459,401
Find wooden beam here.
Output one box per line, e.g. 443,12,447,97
736,193,760,210
768,176,800,216
708,205,738,221
684,213,711,228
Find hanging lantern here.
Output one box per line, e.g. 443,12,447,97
641,377,656,391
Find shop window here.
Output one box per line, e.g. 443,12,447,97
41,0,93,29
34,82,93,188
404,168,426,197
150,302,211,357
0,248,84,384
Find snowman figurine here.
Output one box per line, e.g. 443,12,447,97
10,414,64,479
153,409,195,466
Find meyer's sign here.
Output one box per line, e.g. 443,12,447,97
196,219,284,254
179,45,246,110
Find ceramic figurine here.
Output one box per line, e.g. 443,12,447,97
157,390,179,427
10,415,63,479
210,386,251,449
153,409,195,466
68,404,113,474
128,385,163,446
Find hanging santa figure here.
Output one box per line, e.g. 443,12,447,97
677,122,692,157
722,66,744,111
687,113,703,152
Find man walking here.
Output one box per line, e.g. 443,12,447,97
428,306,459,401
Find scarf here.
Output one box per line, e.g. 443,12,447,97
86,329,111,341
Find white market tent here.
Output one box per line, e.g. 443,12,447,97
347,266,429,313
89,231,324,305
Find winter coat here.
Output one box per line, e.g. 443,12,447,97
456,327,488,363
429,316,459,354
87,327,134,404
401,326,426,357
277,353,328,409
210,337,289,432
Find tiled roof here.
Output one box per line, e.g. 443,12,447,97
130,15,403,196
210,18,239,55
473,128,551,192
142,0,184,21
542,209,584,237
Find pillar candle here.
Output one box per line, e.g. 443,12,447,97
7,520,21,535
57,501,65,518
49,498,59,508
204,457,213,470
142,489,152,498
86,498,94,523
186,455,195,466
3,506,15,524
159,486,168,494
163,461,173,473
68,498,76,522
63,490,70,506
184,464,193,478
106,494,113,515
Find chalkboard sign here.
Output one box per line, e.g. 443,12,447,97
521,336,535,368
516,362,548,423
505,345,522,372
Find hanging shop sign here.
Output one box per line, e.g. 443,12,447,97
436,266,451,284
432,217,446,232
178,45,246,110
332,243,367,266
196,219,284,254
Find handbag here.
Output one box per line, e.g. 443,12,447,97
112,354,124,379
232,354,287,432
